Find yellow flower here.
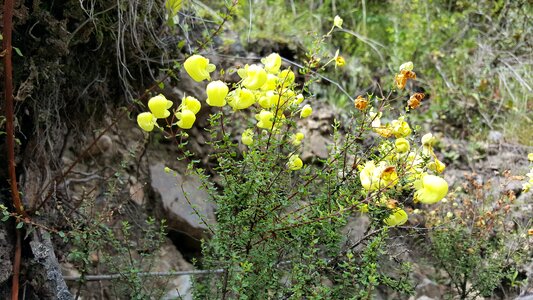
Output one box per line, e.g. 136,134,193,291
335,55,346,67
241,129,254,146
391,116,412,138
421,133,436,146
137,112,156,132
360,161,398,191
408,92,425,109
206,80,229,107
394,63,416,90
300,105,313,118
395,138,410,153
293,94,304,105
384,208,408,227
255,110,274,129
358,203,369,213
414,174,449,204
183,54,216,82
182,96,201,114
278,69,295,88
261,74,278,91
258,91,277,109
227,88,256,110
292,132,305,146
380,166,398,188
287,154,303,171
528,153,533,162
176,109,196,129
354,95,369,110
333,15,343,28
428,158,446,174
148,94,173,119
399,61,414,72
238,64,267,90
261,53,282,74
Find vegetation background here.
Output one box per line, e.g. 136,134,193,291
0,0,531,299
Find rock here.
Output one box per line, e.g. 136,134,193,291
0,224,12,285
415,278,443,299
149,162,216,241
152,241,194,300
301,132,331,161
416,296,436,300
29,229,73,300
129,181,145,206
342,215,371,251
515,295,533,300
488,131,503,143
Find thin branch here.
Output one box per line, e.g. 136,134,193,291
63,269,225,281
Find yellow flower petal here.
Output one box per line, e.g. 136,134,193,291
176,109,196,129
300,105,313,118
255,110,274,129
414,175,448,204
384,209,408,227
184,54,215,82
395,138,410,153
228,88,256,110
261,53,282,74
287,154,303,171
333,15,343,28
206,80,229,107
399,61,414,72
148,94,172,119
137,112,156,132
241,129,254,146
240,64,267,90
182,96,201,114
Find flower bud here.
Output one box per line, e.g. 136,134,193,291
241,129,254,146
292,132,305,146
333,15,343,28
395,138,410,153
300,105,313,118
287,154,303,171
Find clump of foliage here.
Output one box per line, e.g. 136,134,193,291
422,169,531,299
135,15,454,298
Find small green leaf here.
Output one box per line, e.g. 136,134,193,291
13,47,23,57
16,222,23,229
1,216,9,222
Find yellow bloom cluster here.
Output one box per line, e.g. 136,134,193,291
183,53,310,170
137,94,174,132
359,89,449,226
